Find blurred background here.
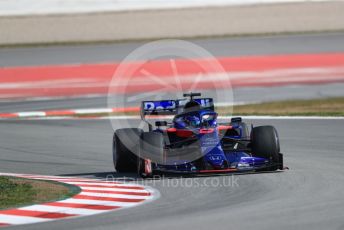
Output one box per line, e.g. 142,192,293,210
1,1,344,230
0,0,344,117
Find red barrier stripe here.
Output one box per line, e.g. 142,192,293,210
0,114,18,118
0,53,343,100
1,53,344,82
82,189,151,196
0,223,10,227
75,184,145,190
73,194,145,203
44,202,120,210
0,209,76,219
112,107,140,113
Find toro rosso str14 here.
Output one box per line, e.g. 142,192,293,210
113,93,284,177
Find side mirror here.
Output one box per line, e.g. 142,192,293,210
231,117,242,123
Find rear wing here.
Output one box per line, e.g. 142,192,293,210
141,98,214,118
141,100,177,116
177,98,214,113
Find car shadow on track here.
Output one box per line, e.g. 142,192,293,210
58,170,284,183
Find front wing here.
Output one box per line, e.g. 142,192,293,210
151,156,284,175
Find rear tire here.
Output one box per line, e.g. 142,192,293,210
251,126,280,170
113,128,142,173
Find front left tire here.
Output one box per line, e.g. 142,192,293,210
113,128,143,173
138,132,164,178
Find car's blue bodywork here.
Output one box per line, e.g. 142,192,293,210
140,96,280,174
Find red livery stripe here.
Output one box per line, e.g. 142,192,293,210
200,128,215,134
218,125,233,130
176,129,194,138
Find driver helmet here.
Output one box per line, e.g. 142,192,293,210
185,115,201,128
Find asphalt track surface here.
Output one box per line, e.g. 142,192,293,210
1,33,344,230
1,32,344,67
1,118,344,230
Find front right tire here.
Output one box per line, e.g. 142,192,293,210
251,126,281,170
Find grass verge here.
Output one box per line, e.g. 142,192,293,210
72,97,344,118
227,97,344,116
0,176,80,210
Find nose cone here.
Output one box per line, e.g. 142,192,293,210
204,145,226,168
206,156,225,169
199,129,226,169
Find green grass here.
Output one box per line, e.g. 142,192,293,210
223,97,344,116
81,97,344,117
0,176,80,210
19,97,344,119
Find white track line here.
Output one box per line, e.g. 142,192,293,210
18,205,105,216
79,187,151,193
58,198,140,207
79,192,151,199
67,181,145,188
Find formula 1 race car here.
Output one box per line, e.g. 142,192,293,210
113,93,284,177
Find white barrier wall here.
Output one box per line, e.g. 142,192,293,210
0,1,343,45
0,0,335,16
